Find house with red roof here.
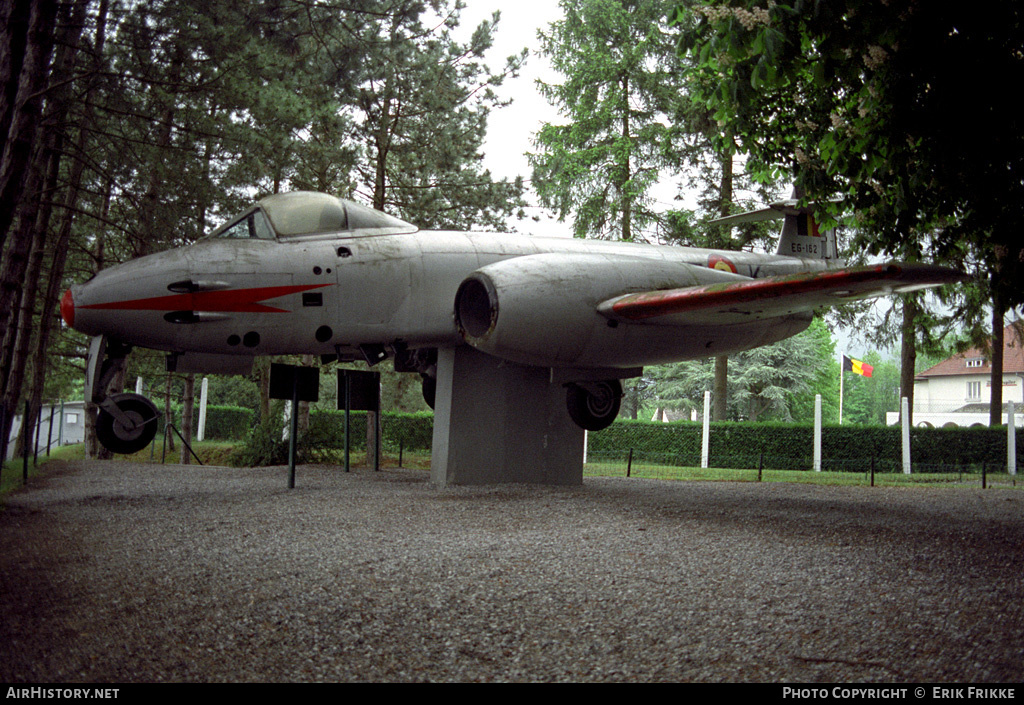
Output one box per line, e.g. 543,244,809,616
903,321,1024,427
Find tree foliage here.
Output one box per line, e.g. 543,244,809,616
674,1,1024,309
0,0,528,455
647,316,839,422
530,0,686,241
350,1,528,229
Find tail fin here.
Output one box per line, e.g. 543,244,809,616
709,198,840,262
776,207,838,260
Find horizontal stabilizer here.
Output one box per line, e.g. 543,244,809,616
598,263,967,326
710,198,844,260
708,198,843,226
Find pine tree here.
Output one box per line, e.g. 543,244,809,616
349,0,527,230
529,0,686,242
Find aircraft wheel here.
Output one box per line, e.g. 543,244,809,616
566,380,622,431
96,394,159,454
421,375,436,410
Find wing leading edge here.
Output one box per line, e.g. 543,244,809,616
597,263,967,326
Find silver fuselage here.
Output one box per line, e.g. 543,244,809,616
67,228,829,370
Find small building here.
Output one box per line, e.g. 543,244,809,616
5,401,86,459
887,322,1024,428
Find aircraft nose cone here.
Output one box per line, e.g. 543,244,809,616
61,288,75,328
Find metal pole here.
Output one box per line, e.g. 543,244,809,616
344,373,351,473
374,374,381,471
288,380,298,489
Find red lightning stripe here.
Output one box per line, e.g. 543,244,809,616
80,284,332,314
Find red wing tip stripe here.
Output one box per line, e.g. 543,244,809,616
81,283,333,314
610,266,899,320
608,264,966,321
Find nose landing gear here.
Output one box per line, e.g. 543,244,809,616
96,393,160,455
87,336,161,454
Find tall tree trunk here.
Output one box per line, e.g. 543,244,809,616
83,179,112,457
713,355,728,421
619,74,632,242
712,151,733,421
163,373,175,452
0,0,57,249
255,357,271,426
298,355,313,434
180,374,195,464
0,142,50,459
0,0,84,457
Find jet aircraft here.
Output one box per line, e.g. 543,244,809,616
62,191,964,455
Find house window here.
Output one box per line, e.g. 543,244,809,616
967,381,982,400
966,358,984,368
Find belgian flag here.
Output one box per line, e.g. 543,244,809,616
842,354,873,378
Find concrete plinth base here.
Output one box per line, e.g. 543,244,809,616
430,346,584,486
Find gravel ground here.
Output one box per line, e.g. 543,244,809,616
0,460,1022,683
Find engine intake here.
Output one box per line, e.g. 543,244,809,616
454,274,497,339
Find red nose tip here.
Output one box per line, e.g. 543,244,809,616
61,288,74,328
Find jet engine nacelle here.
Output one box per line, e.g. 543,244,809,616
454,253,745,369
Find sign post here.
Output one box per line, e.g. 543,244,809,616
338,370,381,472
269,363,319,488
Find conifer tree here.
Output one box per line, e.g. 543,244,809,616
530,0,686,242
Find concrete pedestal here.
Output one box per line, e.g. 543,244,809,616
430,346,584,486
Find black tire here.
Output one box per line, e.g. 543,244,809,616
96,395,159,454
421,375,436,410
566,380,622,431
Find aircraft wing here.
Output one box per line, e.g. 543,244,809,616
597,263,967,326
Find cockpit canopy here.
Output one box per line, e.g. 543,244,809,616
209,192,418,240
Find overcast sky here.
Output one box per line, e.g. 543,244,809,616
456,4,563,171
452,3,568,232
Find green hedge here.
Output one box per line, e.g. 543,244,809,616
303,410,434,451
158,404,256,440
203,406,255,439
180,405,1020,474
587,419,1022,473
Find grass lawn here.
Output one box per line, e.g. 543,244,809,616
2,442,1017,499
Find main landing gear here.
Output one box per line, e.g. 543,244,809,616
394,346,438,410
565,379,622,432
87,336,160,454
